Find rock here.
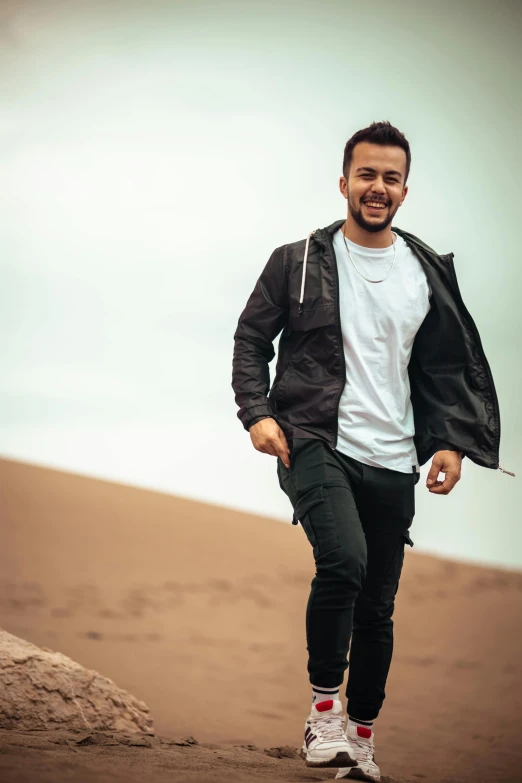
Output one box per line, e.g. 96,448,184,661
173,735,199,746
161,735,199,747
76,733,121,746
264,745,300,759
116,734,154,747
180,735,198,745
0,628,154,734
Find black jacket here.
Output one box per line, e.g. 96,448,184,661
232,218,514,475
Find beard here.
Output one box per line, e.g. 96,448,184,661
348,194,401,233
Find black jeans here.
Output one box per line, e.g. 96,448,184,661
277,437,419,721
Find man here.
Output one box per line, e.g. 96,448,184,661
231,121,513,782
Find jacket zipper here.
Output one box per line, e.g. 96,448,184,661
446,254,514,477
321,228,346,451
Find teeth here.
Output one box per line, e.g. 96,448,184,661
365,202,386,209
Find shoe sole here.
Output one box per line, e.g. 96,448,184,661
303,750,358,769
336,766,380,782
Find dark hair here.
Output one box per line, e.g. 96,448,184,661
342,121,411,185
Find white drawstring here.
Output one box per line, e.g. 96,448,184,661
299,230,316,313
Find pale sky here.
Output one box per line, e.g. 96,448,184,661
1,0,521,569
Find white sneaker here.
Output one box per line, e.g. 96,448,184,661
335,724,381,781
300,699,358,769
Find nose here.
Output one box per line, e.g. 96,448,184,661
371,177,387,194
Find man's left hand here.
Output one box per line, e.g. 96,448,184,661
426,450,463,495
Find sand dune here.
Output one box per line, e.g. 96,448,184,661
1,456,521,782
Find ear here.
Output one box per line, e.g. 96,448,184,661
339,176,348,199
399,184,408,206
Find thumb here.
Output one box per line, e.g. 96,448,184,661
426,456,443,485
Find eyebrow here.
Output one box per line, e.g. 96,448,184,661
355,167,403,179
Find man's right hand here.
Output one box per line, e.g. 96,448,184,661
249,418,291,468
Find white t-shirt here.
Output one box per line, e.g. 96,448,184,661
333,228,432,474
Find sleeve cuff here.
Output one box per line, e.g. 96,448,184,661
433,442,465,459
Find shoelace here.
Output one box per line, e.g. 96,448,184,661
348,734,374,763
308,712,346,741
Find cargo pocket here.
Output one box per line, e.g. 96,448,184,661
293,484,341,559
403,530,414,547
377,530,413,601
378,536,407,603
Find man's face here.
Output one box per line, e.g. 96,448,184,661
340,142,408,233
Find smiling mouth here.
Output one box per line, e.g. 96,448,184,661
363,201,388,212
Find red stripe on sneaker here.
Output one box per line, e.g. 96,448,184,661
357,726,372,739
315,699,334,712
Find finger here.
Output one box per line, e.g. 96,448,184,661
263,443,279,458
426,481,442,492
264,442,290,468
275,441,290,468
279,447,291,469
428,474,459,494
426,463,443,486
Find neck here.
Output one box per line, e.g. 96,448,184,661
342,214,394,248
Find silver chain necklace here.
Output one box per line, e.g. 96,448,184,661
342,223,397,283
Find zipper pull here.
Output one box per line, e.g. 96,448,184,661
498,462,516,477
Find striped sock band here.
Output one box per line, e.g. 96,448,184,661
311,683,342,706
348,715,375,731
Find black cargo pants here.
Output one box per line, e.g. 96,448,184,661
277,437,418,721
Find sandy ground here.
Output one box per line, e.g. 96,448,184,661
0,456,521,783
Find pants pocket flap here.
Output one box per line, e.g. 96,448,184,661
402,531,414,547
292,485,325,525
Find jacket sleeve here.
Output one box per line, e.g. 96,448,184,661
232,244,289,432
431,441,466,460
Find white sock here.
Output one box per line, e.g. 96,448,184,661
348,715,375,733
311,683,342,707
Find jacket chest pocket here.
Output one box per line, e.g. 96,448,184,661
288,303,336,332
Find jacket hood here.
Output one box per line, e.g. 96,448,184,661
298,219,448,310
319,218,446,259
